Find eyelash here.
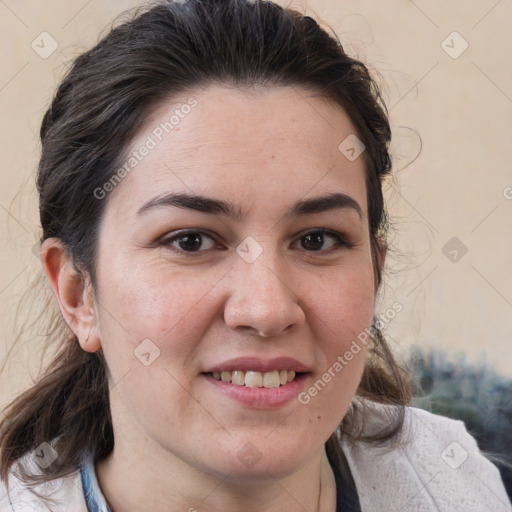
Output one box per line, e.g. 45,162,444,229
157,229,354,255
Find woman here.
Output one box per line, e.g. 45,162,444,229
0,0,509,511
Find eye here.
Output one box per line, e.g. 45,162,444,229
294,230,353,252
157,228,353,255
158,230,218,253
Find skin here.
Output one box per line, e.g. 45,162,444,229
42,84,385,512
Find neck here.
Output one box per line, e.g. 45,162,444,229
95,436,337,512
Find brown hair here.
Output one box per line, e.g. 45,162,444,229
0,0,412,490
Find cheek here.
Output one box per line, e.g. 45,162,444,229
96,261,224,371
99,256,207,328
95,268,219,431
310,264,376,346
301,262,375,414
312,287,372,391
299,276,373,427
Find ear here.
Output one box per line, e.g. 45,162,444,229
40,238,101,353
376,236,387,276
373,236,387,291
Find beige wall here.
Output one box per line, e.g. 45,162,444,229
1,0,511,409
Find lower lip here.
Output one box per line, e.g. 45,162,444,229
202,373,309,408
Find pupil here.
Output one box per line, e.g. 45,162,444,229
179,233,202,251
303,233,323,251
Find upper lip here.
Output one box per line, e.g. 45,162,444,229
204,356,310,374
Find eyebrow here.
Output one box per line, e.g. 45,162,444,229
136,191,363,221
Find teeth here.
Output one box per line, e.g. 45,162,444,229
231,370,245,386
263,370,280,388
245,371,263,388
210,369,298,387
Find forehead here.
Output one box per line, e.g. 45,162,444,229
106,84,368,221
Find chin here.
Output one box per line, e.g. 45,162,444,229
224,457,306,485
201,436,315,483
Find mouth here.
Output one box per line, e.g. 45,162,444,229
206,369,299,388
202,370,309,408
202,357,310,407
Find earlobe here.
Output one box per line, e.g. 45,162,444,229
40,238,101,353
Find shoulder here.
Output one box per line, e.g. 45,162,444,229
340,400,511,512
0,451,87,511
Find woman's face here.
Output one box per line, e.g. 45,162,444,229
91,84,378,480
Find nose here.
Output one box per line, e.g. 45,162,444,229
223,256,306,338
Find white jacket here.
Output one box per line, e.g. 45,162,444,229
1,404,510,511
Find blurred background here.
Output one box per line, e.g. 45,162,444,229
0,0,511,496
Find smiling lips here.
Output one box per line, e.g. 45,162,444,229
211,369,296,388
204,357,309,407
205,356,308,389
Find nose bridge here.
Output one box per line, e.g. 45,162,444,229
224,238,304,336
236,240,293,304
248,257,289,299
